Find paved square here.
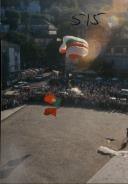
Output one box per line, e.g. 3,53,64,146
1,105,128,183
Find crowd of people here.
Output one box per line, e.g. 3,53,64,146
1,88,31,110
1,77,128,113
46,78,128,113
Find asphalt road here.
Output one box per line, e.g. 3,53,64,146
1,105,128,183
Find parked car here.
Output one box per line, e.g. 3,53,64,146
17,81,29,85
120,89,128,98
13,85,20,89
13,81,29,89
34,76,43,81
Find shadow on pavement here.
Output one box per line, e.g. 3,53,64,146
0,154,31,179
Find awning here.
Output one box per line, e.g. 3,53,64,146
35,69,40,72
52,70,59,75
121,89,128,92
110,97,116,100
96,77,103,80
4,91,16,96
21,85,30,89
112,77,118,81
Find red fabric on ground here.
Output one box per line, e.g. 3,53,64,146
44,108,57,116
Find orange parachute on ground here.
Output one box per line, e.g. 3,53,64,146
43,93,56,105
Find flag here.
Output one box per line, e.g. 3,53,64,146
53,97,62,108
44,108,57,116
44,93,62,107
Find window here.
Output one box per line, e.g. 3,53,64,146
15,65,18,70
111,48,114,54
123,48,127,54
115,47,122,54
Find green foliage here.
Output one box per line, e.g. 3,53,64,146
5,32,27,45
1,50,9,88
1,0,19,7
5,32,45,68
44,39,62,68
21,41,45,68
1,0,30,7
90,57,114,77
57,21,78,38
4,10,20,30
20,12,31,25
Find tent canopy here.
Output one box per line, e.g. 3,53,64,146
4,91,19,96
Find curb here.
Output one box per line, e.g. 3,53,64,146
1,105,26,122
87,155,128,183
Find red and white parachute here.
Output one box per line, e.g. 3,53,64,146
59,36,89,61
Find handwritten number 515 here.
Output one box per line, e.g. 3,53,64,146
71,13,106,26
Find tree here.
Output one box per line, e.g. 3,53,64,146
101,60,114,77
5,32,45,69
4,10,20,30
1,0,30,7
5,31,27,45
21,41,45,68
44,39,62,69
1,50,9,89
1,0,19,7
90,57,114,77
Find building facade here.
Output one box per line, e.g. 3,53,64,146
1,40,21,88
102,43,128,77
27,0,41,14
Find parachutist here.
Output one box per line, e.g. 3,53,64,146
59,36,88,62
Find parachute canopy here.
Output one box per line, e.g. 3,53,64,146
59,36,89,61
